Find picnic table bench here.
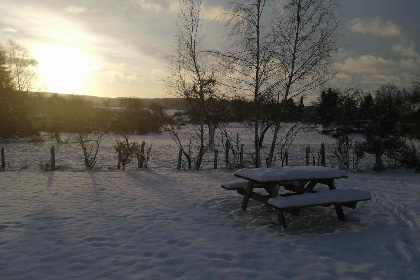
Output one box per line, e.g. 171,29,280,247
222,166,371,229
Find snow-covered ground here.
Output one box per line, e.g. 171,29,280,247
1,168,419,279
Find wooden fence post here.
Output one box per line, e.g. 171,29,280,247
50,146,55,171
313,155,316,166
139,141,145,168
177,148,182,170
117,147,121,170
305,146,310,166
225,139,230,167
1,147,5,170
240,144,244,167
214,149,218,169
321,143,326,167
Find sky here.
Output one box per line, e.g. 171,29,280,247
0,0,419,99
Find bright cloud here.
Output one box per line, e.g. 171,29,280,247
336,54,420,87
1,27,18,33
65,6,88,15
201,6,229,21
349,17,401,37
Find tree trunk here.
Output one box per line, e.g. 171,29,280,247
1,147,5,170
139,141,145,168
306,146,310,166
208,123,215,151
267,123,281,167
195,123,205,170
254,120,261,167
375,152,384,170
50,146,55,171
321,143,326,166
259,122,273,148
177,148,183,170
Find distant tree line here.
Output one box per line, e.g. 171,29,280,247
315,82,420,170
0,42,173,139
1,92,173,140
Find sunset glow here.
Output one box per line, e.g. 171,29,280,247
31,44,96,94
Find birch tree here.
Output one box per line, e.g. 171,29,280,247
266,0,341,166
167,0,222,170
217,0,273,167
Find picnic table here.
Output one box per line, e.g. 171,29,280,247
222,166,371,229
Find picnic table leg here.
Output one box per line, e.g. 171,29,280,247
264,183,278,198
327,180,346,221
327,179,336,190
277,210,287,230
334,204,346,221
241,181,254,210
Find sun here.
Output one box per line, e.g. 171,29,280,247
31,44,96,94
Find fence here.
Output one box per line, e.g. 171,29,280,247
0,139,403,172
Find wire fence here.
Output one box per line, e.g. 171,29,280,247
0,137,407,172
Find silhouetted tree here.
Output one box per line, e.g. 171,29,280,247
167,0,222,170
0,46,37,138
356,85,406,169
217,0,274,167
317,88,339,126
265,0,341,166
5,40,39,92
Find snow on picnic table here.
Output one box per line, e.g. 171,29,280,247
0,168,419,280
235,166,348,182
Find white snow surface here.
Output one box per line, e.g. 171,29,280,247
235,166,348,182
268,189,372,209
0,124,383,171
221,179,249,190
1,168,419,280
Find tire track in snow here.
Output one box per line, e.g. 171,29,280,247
337,179,420,279
371,192,420,279
372,193,420,259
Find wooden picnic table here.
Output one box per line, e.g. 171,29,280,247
231,166,370,229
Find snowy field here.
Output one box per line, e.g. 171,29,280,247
1,168,419,279
1,124,419,279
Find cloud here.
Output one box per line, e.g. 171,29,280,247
349,17,401,37
201,6,229,21
130,0,164,13
341,55,396,74
65,6,88,15
392,42,419,58
1,27,18,33
336,54,420,87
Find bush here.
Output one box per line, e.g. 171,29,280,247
114,135,139,170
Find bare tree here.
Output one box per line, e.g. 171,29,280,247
216,0,274,167
5,40,39,92
166,0,223,169
114,134,139,170
77,133,107,169
266,0,341,166
170,128,193,170
277,123,301,166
